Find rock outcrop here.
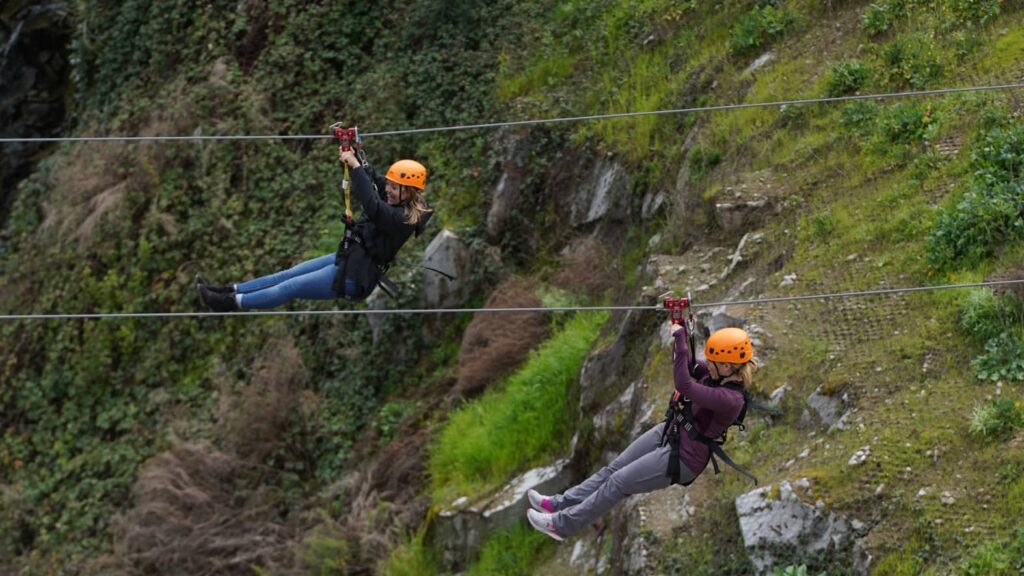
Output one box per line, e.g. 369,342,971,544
422,229,471,309
735,478,864,574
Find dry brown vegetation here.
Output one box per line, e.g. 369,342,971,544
219,337,308,462
450,275,550,400
107,442,299,576
102,337,310,575
549,237,619,299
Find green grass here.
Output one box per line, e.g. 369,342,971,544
428,311,608,504
377,530,439,576
467,521,553,576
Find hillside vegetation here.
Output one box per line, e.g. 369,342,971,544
1,0,1023,575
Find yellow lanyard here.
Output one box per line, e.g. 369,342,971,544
342,164,353,221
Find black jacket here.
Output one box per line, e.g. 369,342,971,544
334,164,431,299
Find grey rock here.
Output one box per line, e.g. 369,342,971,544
641,190,666,220
806,385,844,429
744,51,776,74
715,198,768,231
422,229,471,309
707,312,745,334
570,159,630,228
485,134,528,240
736,479,858,574
433,459,572,571
364,289,389,344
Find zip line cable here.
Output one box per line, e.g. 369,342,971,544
3,83,1024,144
2,279,1021,321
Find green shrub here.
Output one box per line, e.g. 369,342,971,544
826,60,871,97
688,146,723,182
467,522,551,576
428,311,608,502
943,0,1001,29
876,102,935,145
808,211,837,240
960,289,1022,343
863,0,999,37
863,1,904,37
729,5,800,56
926,181,1023,269
876,34,944,89
927,121,1024,269
972,332,1024,382
969,397,1024,439
971,125,1024,186
840,101,880,137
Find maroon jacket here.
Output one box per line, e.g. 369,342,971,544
672,324,745,477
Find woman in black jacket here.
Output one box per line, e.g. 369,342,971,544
197,147,432,311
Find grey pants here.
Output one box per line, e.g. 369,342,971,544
550,422,696,536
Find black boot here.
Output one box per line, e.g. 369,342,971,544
196,274,234,294
198,283,239,312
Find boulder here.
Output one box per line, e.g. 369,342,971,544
735,478,859,574
364,289,389,344
486,134,529,241
569,158,630,228
804,385,845,429
714,198,769,231
432,459,573,571
422,229,471,309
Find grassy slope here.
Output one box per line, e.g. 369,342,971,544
469,0,1024,574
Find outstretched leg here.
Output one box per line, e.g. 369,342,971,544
550,440,686,537
548,423,668,511
235,254,338,295
237,254,348,309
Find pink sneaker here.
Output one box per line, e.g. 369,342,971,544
527,509,564,541
527,488,555,513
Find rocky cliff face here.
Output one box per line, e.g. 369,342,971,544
0,1,70,220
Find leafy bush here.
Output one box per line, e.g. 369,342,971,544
969,398,1024,439
840,101,880,137
876,103,935,145
688,146,723,182
875,34,944,89
927,122,1024,270
972,332,1024,382
943,0,1001,29
863,1,904,37
826,60,871,97
960,289,1021,343
927,182,1023,269
729,5,800,56
863,0,1000,37
428,311,608,502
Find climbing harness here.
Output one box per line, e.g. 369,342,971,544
660,296,759,486
662,380,759,485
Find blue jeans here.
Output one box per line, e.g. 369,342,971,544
235,253,356,309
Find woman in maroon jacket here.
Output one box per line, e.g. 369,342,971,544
526,322,756,541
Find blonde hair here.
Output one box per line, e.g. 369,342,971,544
402,185,432,226
725,357,759,389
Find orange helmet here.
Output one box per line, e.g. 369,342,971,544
705,327,753,364
386,159,427,190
